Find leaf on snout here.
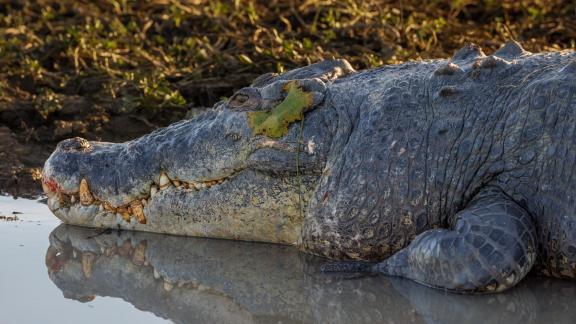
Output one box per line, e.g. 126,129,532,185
247,81,314,138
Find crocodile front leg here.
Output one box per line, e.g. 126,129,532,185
378,187,537,293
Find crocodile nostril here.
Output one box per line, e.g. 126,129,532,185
56,137,91,152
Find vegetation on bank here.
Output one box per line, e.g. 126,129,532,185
1,0,574,126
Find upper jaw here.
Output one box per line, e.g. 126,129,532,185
44,158,247,225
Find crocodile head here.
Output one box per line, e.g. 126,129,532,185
42,60,355,244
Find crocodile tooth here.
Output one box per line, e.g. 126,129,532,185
505,273,516,285
163,280,174,292
159,172,171,189
132,243,146,265
70,195,76,204
98,204,104,212
48,197,60,211
117,208,131,222
105,246,117,257
103,202,116,213
42,181,55,199
131,201,146,224
153,269,161,279
82,252,95,278
189,182,199,190
150,185,158,197
172,179,181,187
79,179,94,205
117,241,131,256
486,284,497,291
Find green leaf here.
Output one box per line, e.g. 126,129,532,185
238,54,253,65
247,81,313,138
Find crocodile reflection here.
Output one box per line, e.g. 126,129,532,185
46,225,576,324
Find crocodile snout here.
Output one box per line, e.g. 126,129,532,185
42,137,90,198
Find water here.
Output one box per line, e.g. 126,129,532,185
1,196,575,324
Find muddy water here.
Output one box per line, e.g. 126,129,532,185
1,196,575,324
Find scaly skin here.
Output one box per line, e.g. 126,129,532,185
43,41,576,293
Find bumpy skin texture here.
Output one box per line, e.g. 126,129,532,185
377,188,537,292
43,42,576,293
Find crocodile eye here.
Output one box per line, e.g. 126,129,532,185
228,87,261,110
230,93,249,105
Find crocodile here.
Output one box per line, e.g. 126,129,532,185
42,41,576,293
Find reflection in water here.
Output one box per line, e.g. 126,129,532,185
46,225,576,324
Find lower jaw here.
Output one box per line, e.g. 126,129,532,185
49,176,306,245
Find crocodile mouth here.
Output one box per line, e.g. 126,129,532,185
42,126,311,244
43,169,243,225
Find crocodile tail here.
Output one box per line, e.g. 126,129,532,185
320,261,377,273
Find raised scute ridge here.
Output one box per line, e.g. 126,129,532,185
451,43,485,62
494,40,529,58
474,56,512,69
434,62,464,76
